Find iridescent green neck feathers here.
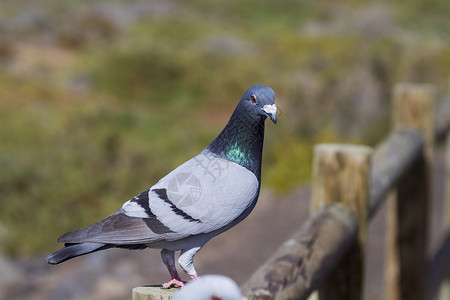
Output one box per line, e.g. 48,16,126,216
206,106,265,179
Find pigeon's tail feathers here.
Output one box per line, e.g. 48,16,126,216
45,242,109,265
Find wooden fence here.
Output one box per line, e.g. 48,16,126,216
132,83,450,300
241,83,450,300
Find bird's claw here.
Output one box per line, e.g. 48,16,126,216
190,274,200,280
161,279,185,289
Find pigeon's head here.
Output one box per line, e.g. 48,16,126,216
240,85,277,124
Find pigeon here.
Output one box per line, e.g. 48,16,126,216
171,275,242,300
45,85,277,288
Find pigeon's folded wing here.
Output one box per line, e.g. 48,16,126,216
58,150,259,245
123,150,260,239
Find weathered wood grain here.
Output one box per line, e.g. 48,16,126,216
386,83,434,300
310,144,372,300
241,204,357,300
392,83,435,160
132,286,176,300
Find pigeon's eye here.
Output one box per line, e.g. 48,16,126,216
251,96,257,103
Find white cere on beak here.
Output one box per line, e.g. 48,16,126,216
262,104,277,115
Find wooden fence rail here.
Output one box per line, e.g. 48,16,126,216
242,85,450,300
241,129,426,300
240,203,357,300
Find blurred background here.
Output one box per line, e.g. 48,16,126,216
0,0,448,299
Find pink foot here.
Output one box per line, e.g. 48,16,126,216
190,274,200,280
162,279,185,289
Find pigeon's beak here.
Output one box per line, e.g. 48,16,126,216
262,104,277,124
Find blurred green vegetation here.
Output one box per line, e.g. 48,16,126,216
0,75,216,255
0,0,449,256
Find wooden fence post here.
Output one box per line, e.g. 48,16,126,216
310,144,372,300
392,83,435,160
387,83,435,300
437,132,450,300
132,286,176,300
446,132,450,229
